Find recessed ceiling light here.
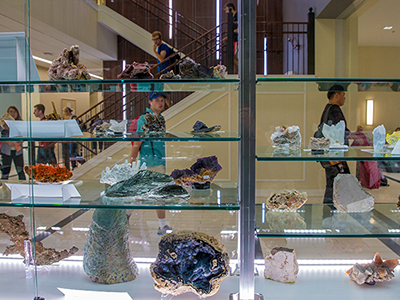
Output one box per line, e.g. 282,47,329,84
383,26,393,30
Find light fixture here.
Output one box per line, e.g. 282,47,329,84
366,99,374,125
383,26,393,30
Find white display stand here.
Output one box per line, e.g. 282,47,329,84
5,183,81,202
5,120,83,138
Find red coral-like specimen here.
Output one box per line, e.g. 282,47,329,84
24,164,73,183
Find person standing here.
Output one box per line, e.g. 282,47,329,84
33,104,57,166
1,106,26,180
319,85,350,203
152,31,171,74
129,92,171,235
62,107,79,170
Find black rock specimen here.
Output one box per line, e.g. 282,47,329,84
191,120,221,133
104,170,189,199
179,59,215,79
150,231,230,297
117,62,153,79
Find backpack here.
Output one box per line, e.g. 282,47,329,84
167,46,180,74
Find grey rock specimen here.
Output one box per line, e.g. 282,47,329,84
83,209,138,284
333,174,374,212
346,253,399,285
141,113,166,133
265,211,306,232
150,231,230,297
266,190,308,211
104,170,189,200
264,247,299,283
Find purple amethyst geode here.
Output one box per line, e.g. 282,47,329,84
170,156,222,187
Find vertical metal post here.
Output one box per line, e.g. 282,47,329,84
239,0,256,299
307,7,315,75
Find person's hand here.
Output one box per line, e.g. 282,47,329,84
153,44,157,53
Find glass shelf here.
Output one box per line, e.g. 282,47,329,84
256,146,400,161
1,132,240,142
0,182,239,210
256,203,400,238
0,79,240,93
257,77,400,83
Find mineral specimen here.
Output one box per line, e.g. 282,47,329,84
104,170,189,200
108,119,127,133
322,120,345,146
0,213,78,265
264,247,299,283
100,160,147,186
333,174,374,212
47,45,91,80
309,137,330,149
93,121,110,136
397,194,400,210
191,121,221,133
265,211,306,232
170,156,222,188
141,113,166,133
117,62,154,79
266,190,308,211
83,209,138,284
346,253,399,285
159,70,181,79
24,164,73,183
150,231,230,297
213,65,227,78
270,126,301,148
179,58,214,79
372,125,386,152
386,131,400,146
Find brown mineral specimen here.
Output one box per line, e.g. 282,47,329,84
397,194,400,209
47,45,91,80
346,253,399,285
0,213,78,265
266,190,308,211
309,137,330,149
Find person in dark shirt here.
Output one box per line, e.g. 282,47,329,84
152,31,170,74
319,85,351,204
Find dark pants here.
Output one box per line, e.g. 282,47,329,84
2,151,26,180
323,162,350,204
37,147,57,166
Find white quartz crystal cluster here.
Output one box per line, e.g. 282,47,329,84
264,247,299,283
322,120,345,145
270,125,301,148
100,160,147,186
333,174,374,212
109,120,127,133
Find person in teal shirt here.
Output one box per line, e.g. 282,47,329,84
129,92,171,235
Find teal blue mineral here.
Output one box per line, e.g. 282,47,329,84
83,208,138,284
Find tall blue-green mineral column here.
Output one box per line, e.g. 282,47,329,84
83,209,138,284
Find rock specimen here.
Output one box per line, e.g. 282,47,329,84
191,121,221,133
266,190,308,211
104,170,189,200
386,131,400,146
170,156,222,188
93,121,111,136
24,164,73,183
333,174,374,212
264,247,299,283
108,119,127,133
397,194,400,210
309,137,330,149
83,209,138,284
100,160,147,186
0,213,78,265
47,45,91,80
265,211,306,232
346,253,399,285
141,113,166,133
270,126,301,148
117,62,153,79
160,70,181,79
213,65,227,78
179,58,214,79
150,231,230,297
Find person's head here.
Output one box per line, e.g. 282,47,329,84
357,125,363,131
395,127,400,132
152,31,163,47
7,106,22,120
224,3,236,13
327,84,346,106
148,92,167,114
63,106,73,117
33,104,45,118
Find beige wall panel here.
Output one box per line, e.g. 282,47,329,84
359,46,400,78
315,19,336,77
